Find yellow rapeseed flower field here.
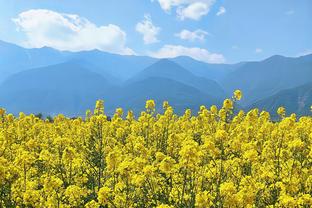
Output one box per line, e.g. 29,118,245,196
0,91,311,207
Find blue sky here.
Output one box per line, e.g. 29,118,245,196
0,0,311,63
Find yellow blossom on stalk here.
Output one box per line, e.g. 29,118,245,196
277,106,286,118
159,156,176,175
126,110,134,120
85,200,100,208
115,108,123,117
163,101,169,109
220,182,236,196
143,165,155,175
64,185,86,207
215,129,228,141
223,99,233,110
98,187,111,205
195,191,212,207
145,99,155,111
157,204,174,208
279,194,296,207
94,100,104,115
234,89,242,100
210,105,218,114
0,108,5,116
85,109,92,120
243,149,258,162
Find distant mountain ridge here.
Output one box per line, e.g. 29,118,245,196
0,40,311,116
221,54,312,105
248,82,312,117
127,59,226,98
0,62,113,116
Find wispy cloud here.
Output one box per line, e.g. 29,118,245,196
216,6,226,16
135,14,160,44
12,9,134,55
255,48,263,53
175,29,209,41
150,44,225,63
153,0,216,20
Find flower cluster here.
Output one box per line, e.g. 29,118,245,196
0,90,311,207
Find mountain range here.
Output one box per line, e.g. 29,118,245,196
0,40,311,117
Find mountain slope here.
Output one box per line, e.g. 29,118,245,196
0,41,157,83
249,82,312,117
0,62,113,116
114,77,221,115
172,56,240,81
127,59,226,98
72,50,157,80
221,54,312,105
0,41,69,82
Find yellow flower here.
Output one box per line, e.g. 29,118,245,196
163,101,169,109
210,105,218,114
115,108,123,117
64,185,86,207
234,89,242,100
85,200,100,208
215,129,228,141
98,187,111,205
195,191,212,208
94,100,104,115
220,182,236,196
279,194,296,207
243,149,258,162
159,156,176,175
145,99,155,111
223,99,233,110
277,106,286,117
157,204,174,208
0,108,5,116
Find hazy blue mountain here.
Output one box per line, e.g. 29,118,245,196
114,77,221,115
72,50,157,80
1,40,312,116
0,61,222,116
221,54,312,105
0,40,69,82
249,82,312,117
0,62,114,116
127,59,226,98
172,56,241,81
0,41,157,83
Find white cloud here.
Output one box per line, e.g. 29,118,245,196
135,14,160,44
255,48,263,53
177,2,210,20
216,6,226,16
175,29,209,41
150,45,225,63
285,10,295,15
154,0,216,20
155,0,182,11
12,9,134,55
297,49,312,57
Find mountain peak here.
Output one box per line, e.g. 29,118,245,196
142,58,191,76
263,55,286,62
156,58,175,64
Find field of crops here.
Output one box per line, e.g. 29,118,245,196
0,91,311,207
